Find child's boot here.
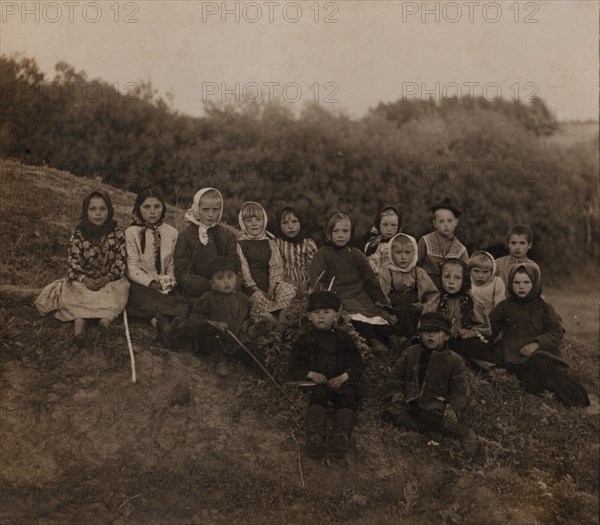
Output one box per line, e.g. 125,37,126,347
73,319,86,348
331,408,354,459
96,318,110,348
304,404,327,459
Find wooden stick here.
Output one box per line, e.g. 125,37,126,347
309,270,325,293
123,309,136,383
327,276,336,291
289,429,305,488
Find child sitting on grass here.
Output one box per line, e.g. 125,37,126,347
273,206,318,295
35,191,129,347
489,263,590,407
158,257,255,377
417,198,469,291
468,251,506,317
363,206,402,276
237,201,296,323
288,291,365,460
495,224,540,291
379,233,440,339
437,259,500,368
382,312,480,459
310,212,393,353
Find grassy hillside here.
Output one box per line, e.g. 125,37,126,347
1,159,598,524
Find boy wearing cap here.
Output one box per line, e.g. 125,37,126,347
417,197,469,291
382,312,480,458
288,291,365,460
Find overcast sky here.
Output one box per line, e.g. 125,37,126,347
2,0,598,121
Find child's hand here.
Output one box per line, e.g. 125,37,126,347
240,320,250,332
81,277,96,290
457,328,474,339
307,371,327,385
149,280,162,291
327,372,349,390
520,342,539,357
207,320,228,332
413,302,425,312
444,407,458,424
94,276,112,289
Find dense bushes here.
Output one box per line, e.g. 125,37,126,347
1,55,597,278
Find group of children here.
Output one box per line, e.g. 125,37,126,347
34,188,591,461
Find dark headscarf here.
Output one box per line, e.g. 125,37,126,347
131,186,167,274
273,206,310,244
363,206,402,256
78,191,117,242
507,263,542,303
437,258,473,327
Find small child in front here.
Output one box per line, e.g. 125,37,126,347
417,198,469,291
189,257,252,377
289,291,365,460
379,233,440,338
489,263,590,407
468,251,506,317
382,312,479,458
495,224,540,291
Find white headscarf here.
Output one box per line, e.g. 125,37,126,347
238,201,274,241
184,187,224,245
387,233,419,273
469,251,497,286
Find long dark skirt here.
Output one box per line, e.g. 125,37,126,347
126,282,189,320
507,354,590,408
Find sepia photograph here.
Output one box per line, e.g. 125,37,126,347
1,1,598,523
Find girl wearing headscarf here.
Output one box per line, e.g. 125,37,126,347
272,206,318,295
173,187,239,299
236,202,295,322
125,187,188,323
379,233,440,338
468,251,506,316
489,263,589,407
309,211,392,352
362,205,402,276
34,191,129,346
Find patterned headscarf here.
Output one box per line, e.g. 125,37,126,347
78,191,117,242
184,188,224,245
438,258,474,326
364,206,402,256
131,186,167,274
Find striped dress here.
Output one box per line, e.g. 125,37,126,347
275,237,318,289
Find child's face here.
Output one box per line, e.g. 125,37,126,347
379,212,399,239
441,263,464,294
512,272,533,298
197,195,222,227
432,209,459,238
280,213,300,239
211,270,237,294
308,308,338,330
419,330,449,350
330,219,351,247
391,242,414,269
87,196,109,226
243,214,265,237
507,234,532,259
140,197,163,225
470,267,492,287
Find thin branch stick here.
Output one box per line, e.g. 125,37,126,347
225,329,299,411
289,429,305,488
327,276,336,291
309,270,325,293
118,492,142,510
123,309,137,383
